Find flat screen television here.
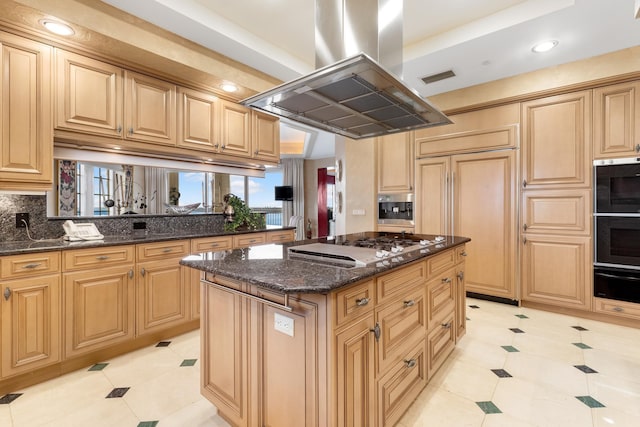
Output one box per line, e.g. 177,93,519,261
274,185,293,201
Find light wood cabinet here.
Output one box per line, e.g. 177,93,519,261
252,110,280,163
218,99,251,157
233,232,266,248
0,31,53,191
521,91,592,189
1,252,61,378
266,229,295,243
455,246,467,341
521,234,592,310
377,132,414,193
177,86,219,152
521,189,591,236
593,80,640,158
593,297,640,321
416,150,518,301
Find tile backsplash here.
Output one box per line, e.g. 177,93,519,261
0,195,225,242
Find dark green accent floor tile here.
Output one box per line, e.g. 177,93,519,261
469,305,480,309
0,393,22,404
156,341,171,347
106,387,130,398
88,363,108,371
476,401,502,414
137,422,159,427
576,395,605,408
572,325,588,331
509,327,525,333
515,314,529,319
501,345,519,352
181,359,197,367
491,369,512,378
573,342,592,349
574,365,598,374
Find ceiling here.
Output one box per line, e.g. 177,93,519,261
98,0,640,159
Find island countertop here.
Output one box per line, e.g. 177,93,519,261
181,232,470,294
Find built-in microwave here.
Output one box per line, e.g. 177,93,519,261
377,193,414,226
594,157,640,214
595,216,640,269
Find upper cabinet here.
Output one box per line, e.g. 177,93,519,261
177,86,219,152
377,132,414,193
0,32,53,191
217,99,251,157
593,80,640,159
521,91,592,189
251,110,280,163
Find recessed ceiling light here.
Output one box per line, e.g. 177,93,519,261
221,83,238,93
531,40,558,53
40,19,75,36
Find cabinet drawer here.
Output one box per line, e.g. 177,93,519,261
376,285,426,375
376,261,426,305
233,232,266,248
426,249,456,276
594,297,640,320
333,279,375,328
1,251,60,279
455,245,467,264
137,240,189,261
427,310,455,380
377,339,428,427
63,245,135,271
426,267,456,330
522,189,591,235
266,230,295,243
191,236,233,253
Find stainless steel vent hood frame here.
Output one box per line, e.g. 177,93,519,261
241,0,451,139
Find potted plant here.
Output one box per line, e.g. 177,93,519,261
223,194,266,232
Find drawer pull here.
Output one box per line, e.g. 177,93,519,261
210,243,219,247
522,179,528,188
4,287,11,301
442,321,452,329
129,269,134,279
140,268,146,277
460,251,467,257
22,263,42,269
355,297,370,307
162,248,173,253
523,223,528,231
441,277,452,284
612,306,624,312
370,323,381,342
96,255,110,261
404,359,417,369
403,300,415,308
457,271,464,280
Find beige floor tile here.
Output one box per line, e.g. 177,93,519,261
581,329,640,360
398,387,484,427
587,372,640,416
437,358,500,402
159,398,231,427
101,344,185,387
166,329,201,360
511,332,585,365
480,412,538,427
583,347,640,383
592,406,640,427
0,406,12,427
454,335,510,369
43,398,139,427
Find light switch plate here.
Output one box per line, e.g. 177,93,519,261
274,312,294,336
352,209,365,216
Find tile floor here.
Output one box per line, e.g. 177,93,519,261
1,298,639,426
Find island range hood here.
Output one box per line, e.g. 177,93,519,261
241,0,451,139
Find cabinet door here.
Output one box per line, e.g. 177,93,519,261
593,80,640,158
427,311,455,380
1,274,60,377
63,265,135,357
55,49,123,137
0,32,52,191
521,189,591,235
177,86,219,151
219,100,251,157
252,110,280,163
521,234,592,310
415,157,449,235
335,315,376,427
454,264,466,342
137,258,188,335
521,91,592,189
124,70,176,146
452,150,518,300
377,132,414,193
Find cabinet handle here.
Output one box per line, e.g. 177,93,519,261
96,255,110,261
403,300,415,308
636,143,640,153
117,125,122,134
442,321,452,329
221,144,226,150
404,358,417,369
3,287,11,301
523,223,528,231
128,127,133,135
210,243,219,247
460,251,467,257
613,306,624,312
370,323,381,342
254,150,259,155
355,297,369,306
441,277,452,284
140,268,146,276
162,248,173,253
129,269,134,279
214,143,219,149
22,263,42,269
457,271,464,280
522,179,527,188
523,237,527,244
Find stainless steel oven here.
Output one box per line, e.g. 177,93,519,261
595,157,640,214
595,216,640,269
377,193,414,226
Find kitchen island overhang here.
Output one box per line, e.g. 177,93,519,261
181,232,470,427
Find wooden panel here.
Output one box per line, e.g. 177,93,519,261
377,132,414,193
415,157,449,235
191,235,233,253
219,99,251,157
1,274,60,377
333,279,375,329
233,232,266,248
177,86,219,151
0,251,60,279
593,80,640,159
63,265,134,357
376,225,415,234
252,110,280,163
426,267,456,331
136,239,189,261
521,235,592,310
427,311,455,380
522,189,591,235
62,245,135,271
416,125,517,158
266,229,295,243
593,297,640,320
376,261,426,305
425,249,456,277
455,265,466,342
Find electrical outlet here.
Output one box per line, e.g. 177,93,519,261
274,312,294,337
16,213,29,228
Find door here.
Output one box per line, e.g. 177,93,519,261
377,132,414,193
252,110,280,162
218,99,251,157
415,157,449,235
177,86,219,151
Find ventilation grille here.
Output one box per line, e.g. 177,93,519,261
421,70,456,85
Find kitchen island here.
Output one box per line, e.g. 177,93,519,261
181,232,470,427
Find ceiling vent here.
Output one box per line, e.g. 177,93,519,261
421,70,456,85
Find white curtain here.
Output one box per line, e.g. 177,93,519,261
281,158,305,240
144,167,167,214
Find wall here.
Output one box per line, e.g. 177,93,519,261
303,157,335,238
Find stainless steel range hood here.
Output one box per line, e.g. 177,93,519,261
241,0,451,139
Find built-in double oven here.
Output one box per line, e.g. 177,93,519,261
593,157,640,303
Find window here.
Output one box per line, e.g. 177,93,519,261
248,169,283,226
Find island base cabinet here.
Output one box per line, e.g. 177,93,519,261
427,311,456,380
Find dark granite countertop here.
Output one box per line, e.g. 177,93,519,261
181,232,470,294
0,227,295,256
